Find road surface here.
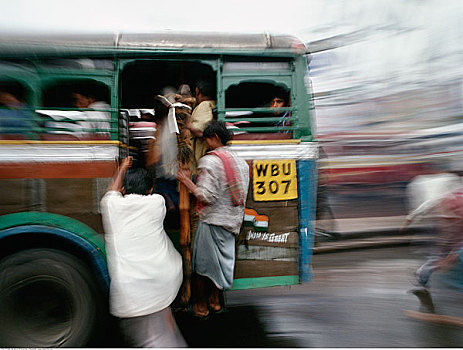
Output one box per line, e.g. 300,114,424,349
174,245,463,347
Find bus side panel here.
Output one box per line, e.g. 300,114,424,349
0,179,30,215
230,142,318,290
297,159,317,283
44,178,110,234
0,177,111,234
232,158,300,290
234,198,299,280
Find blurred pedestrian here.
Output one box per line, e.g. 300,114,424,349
177,121,249,318
100,156,186,347
403,174,463,312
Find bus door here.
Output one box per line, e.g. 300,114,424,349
118,57,218,162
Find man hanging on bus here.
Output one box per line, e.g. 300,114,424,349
177,121,249,319
100,156,187,347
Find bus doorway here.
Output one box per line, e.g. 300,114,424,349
119,58,217,227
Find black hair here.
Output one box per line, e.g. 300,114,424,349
123,167,153,195
203,120,231,146
273,87,289,104
0,81,26,102
72,81,108,101
195,80,216,99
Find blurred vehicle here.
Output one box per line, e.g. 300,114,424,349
317,125,463,221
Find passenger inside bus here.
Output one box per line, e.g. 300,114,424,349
270,88,291,131
72,86,111,138
39,80,111,140
187,80,217,173
0,87,36,139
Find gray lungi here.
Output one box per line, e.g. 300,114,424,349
192,221,236,289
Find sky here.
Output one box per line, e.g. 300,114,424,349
0,0,320,38
0,0,460,41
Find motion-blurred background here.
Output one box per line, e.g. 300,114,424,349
304,1,462,234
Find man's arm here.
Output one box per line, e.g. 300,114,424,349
177,165,215,204
185,120,204,138
177,166,201,197
108,156,132,192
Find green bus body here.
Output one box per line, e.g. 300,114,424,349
0,32,317,347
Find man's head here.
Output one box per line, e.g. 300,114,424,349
0,91,22,107
203,120,231,149
72,83,106,108
195,81,215,103
123,167,153,195
269,89,289,115
270,96,286,109
72,92,95,109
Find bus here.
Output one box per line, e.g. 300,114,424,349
0,32,318,347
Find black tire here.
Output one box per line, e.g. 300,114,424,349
0,248,104,347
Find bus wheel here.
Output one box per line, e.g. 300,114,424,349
0,248,103,347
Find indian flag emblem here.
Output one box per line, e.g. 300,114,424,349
244,208,258,227
253,215,269,232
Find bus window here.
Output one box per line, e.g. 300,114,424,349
0,81,37,140
39,79,111,140
225,82,290,109
224,81,293,138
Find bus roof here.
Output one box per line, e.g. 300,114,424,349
0,32,308,57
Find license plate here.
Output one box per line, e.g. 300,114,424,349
252,159,298,201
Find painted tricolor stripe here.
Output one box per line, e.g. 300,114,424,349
244,208,258,225
253,215,269,232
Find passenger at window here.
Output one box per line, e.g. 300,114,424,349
0,90,36,139
186,80,217,173
269,89,291,131
72,87,110,137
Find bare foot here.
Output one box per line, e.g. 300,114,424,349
192,303,209,318
209,295,222,312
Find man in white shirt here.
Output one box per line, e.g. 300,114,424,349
100,156,186,347
72,89,111,137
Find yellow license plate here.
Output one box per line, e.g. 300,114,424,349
252,159,298,201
